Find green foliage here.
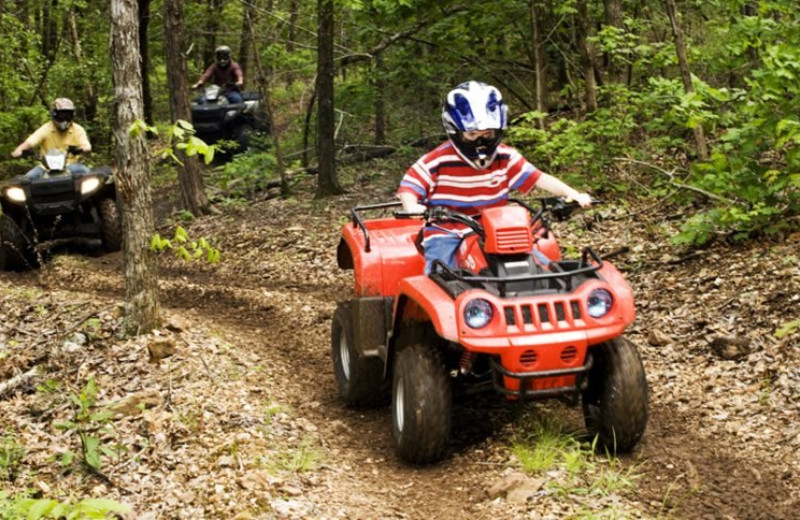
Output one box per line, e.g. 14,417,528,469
160,120,215,165
0,491,130,520
0,432,25,481
775,319,800,339
208,150,277,201
673,8,800,243
150,226,221,264
54,379,116,472
257,439,323,474
511,413,641,500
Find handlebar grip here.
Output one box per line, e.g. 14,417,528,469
394,210,425,219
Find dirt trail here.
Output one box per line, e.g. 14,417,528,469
2,178,799,519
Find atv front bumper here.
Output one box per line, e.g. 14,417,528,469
490,353,593,401
454,281,631,400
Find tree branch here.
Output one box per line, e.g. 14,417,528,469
613,157,743,206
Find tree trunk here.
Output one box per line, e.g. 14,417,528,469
67,11,98,122
303,84,316,169
42,0,58,63
202,0,223,65
530,0,547,128
246,2,289,196
110,0,159,335
664,0,708,159
163,0,211,216
604,0,627,84
31,0,61,107
374,54,386,145
576,0,598,112
138,0,153,125
315,0,343,197
238,0,254,79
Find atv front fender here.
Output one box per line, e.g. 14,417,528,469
384,276,459,379
391,276,459,342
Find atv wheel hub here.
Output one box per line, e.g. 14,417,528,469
339,330,351,380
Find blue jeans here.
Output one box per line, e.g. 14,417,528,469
422,233,463,275
24,162,90,179
225,91,243,104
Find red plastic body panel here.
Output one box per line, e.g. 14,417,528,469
456,227,561,272
534,229,561,262
448,276,634,394
481,206,534,254
339,217,424,296
394,277,460,341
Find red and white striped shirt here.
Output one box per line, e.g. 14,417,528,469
397,141,542,235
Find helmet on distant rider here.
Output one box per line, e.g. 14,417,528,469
441,81,508,170
215,45,232,68
51,98,76,132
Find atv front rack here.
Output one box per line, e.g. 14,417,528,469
431,248,604,297
490,353,593,402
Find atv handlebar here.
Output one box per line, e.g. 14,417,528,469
351,197,600,252
19,146,84,159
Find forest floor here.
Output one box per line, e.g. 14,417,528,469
1,157,800,519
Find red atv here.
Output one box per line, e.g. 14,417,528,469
332,198,648,464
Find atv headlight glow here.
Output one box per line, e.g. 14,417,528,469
80,177,101,195
464,299,493,329
225,109,238,120
587,289,613,318
5,187,26,203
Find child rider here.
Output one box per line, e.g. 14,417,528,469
397,80,592,274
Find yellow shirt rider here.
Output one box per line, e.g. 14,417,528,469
11,98,92,179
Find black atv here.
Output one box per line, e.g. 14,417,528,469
190,84,269,155
0,148,121,271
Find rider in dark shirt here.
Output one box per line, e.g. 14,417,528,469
192,45,244,104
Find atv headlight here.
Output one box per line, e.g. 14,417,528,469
225,109,238,120
587,289,613,318
80,177,101,195
5,187,26,203
464,299,493,329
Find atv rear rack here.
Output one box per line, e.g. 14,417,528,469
490,353,593,402
431,248,604,296
350,201,404,253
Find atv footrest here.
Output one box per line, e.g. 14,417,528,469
489,354,592,402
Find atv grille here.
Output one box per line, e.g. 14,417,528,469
495,228,532,252
560,345,578,363
503,299,584,330
519,350,537,367
30,177,74,205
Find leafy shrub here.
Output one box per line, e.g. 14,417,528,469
209,149,277,201
0,433,25,481
676,41,800,243
151,225,221,264
0,491,130,520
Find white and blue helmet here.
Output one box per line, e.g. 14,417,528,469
442,81,508,169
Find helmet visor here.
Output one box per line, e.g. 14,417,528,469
53,110,74,123
216,50,231,62
460,129,498,142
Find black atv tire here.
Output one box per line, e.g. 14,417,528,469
392,343,452,464
331,305,389,407
0,215,33,271
99,198,122,252
234,123,254,152
582,336,648,454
